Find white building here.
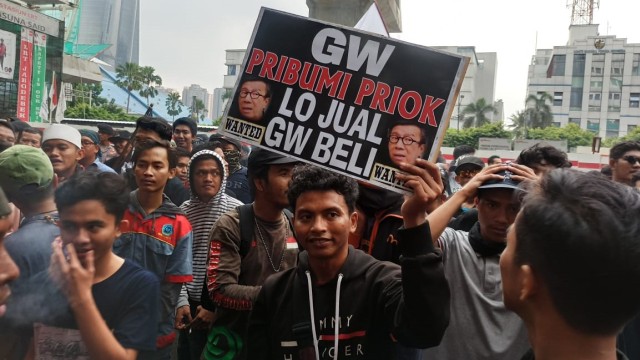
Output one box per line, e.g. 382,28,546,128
527,24,640,138
182,84,213,119
431,47,501,129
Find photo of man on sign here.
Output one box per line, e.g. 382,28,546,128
236,76,271,122
387,119,428,167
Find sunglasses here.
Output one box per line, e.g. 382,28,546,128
622,155,640,165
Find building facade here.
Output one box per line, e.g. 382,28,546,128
527,24,640,138
431,47,501,129
77,0,140,68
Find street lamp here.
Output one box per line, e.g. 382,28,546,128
457,94,464,130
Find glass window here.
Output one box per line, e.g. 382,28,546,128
569,118,581,125
633,54,640,76
606,119,619,131
548,54,566,77
587,120,600,133
590,80,603,88
553,92,563,106
227,65,236,76
610,77,623,92
631,93,640,108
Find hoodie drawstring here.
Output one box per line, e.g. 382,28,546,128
333,273,344,360
306,271,321,360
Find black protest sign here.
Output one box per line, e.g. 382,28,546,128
221,8,468,193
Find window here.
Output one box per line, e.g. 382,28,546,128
591,54,605,76
587,120,600,133
633,54,640,76
609,92,621,111
547,54,566,77
589,93,601,100
611,53,625,76
553,92,563,106
631,93,640,108
226,65,236,76
590,80,603,89
569,118,581,125
607,119,620,131
609,93,621,100
606,130,619,138
610,77,623,91
591,66,603,75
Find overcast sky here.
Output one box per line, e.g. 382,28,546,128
139,0,639,120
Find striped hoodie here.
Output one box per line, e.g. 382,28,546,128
178,150,243,307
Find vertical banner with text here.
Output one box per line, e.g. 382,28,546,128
30,31,47,123
16,28,33,122
221,8,469,194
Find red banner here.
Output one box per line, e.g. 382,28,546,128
16,27,33,122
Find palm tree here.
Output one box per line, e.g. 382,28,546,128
115,62,142,113
525,92,553,129
462,98,497,128
165,92,183,120
508,110,528,139
190,98,206,120
139,66,162,105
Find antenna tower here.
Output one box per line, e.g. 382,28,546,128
567,0,600,25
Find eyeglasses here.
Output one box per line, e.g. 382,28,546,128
239,90,267,99
457,169,481,178
81,140,96,147
622,155,640,165
389,135,420,146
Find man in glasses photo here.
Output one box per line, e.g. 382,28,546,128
237,77,271,123
387,119,428,168
609,141,640,186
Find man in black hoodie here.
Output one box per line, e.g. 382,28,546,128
247,159,450,359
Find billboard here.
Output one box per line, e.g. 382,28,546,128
221,8,468,193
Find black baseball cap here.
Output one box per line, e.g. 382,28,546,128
248,148,298,176
454,156,485,175
108,130,132,142
478,169,522,191
97,123,115,135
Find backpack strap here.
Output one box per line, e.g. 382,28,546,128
237,203,255,258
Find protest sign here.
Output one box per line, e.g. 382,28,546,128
221,8,468,193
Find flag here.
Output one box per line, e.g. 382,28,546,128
55,82,66,122
39,83,49,122
49,71,58,111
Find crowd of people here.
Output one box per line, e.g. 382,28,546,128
0,114,639,360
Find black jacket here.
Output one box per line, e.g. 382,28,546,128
247,222,450,359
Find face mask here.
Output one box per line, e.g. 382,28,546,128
223,149,241,172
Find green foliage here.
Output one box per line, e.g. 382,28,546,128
190,98,206,120
212,116,222,127
139,66,162,105
165,92,183,120
442,122,511,148
461,98,497,128
525,92,554,129
64,101,138,121
115,62,142,113
603,127,640,147
526,123,593,149
71,83,107,107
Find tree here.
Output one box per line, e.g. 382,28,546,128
526,123,593,149
165,92,183,120
443,121,511,148
115,62,142,113
461,98,497,128
71,83,107,107
525,92,553,129
508,110,527,139
139,66,162,106
64,100,138,121
604,126,640,147
190,98,206,120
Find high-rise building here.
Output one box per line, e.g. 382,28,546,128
182,84,213,119
527,24,640,138
77,0,140,68
431,47,501,128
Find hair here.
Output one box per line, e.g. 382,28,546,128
174,146,191,160
387,119,428,145
242,76,271,98
610,141,640,161
18,127,42,139
600,164,612,179
135,116,173,141
515,144,571,169
173,117,197,136
0,119,15,135
188,152,222,190
248,160,270,198
515,169,640,335
287,165,359,213
487,155,501,165
452,145,475,160
132,139,177,169
9,182,55,206
55,171,130,222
